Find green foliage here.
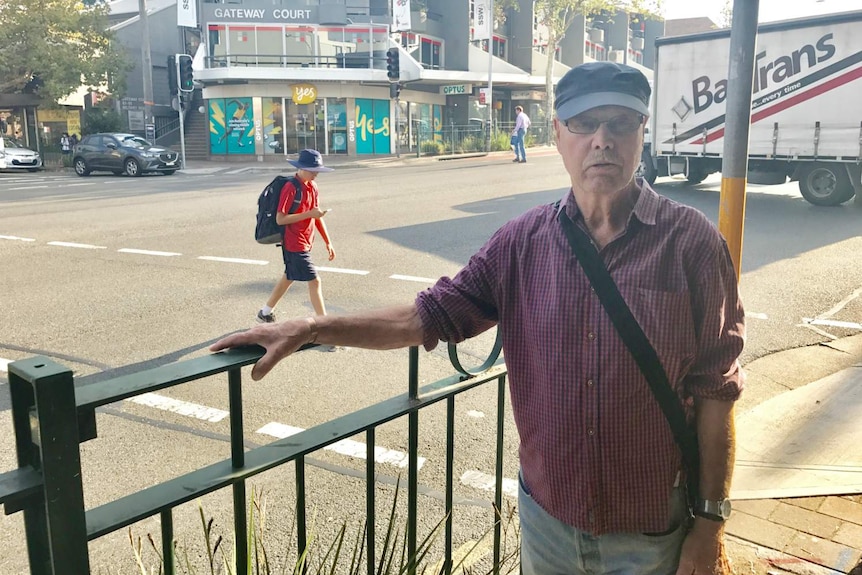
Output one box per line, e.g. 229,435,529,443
490,131,514,152
121,482,521,575
0,0,129,102
82,108,124,135
420,140,445,155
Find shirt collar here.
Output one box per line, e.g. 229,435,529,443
559,178,659,227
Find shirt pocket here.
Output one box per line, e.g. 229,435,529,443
631,288,697,380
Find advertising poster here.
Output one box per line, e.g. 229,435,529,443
209,98,255,155
354,99,391,155
262,98,284,154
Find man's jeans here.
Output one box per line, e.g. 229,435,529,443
513,129,526,161
519,476,689,575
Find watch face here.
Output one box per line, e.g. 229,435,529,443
720,499,732,518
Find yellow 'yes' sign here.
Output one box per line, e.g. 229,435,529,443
292,84,317,104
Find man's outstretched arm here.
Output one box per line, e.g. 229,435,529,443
210,304,424,380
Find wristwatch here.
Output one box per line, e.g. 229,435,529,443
694,498,732,522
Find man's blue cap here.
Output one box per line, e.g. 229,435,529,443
554,62,651,121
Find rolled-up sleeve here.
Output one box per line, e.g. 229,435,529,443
685,238,746,401
415,236,501,351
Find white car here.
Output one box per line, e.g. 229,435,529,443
0,136,43,171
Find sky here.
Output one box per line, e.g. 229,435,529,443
662,0,861,24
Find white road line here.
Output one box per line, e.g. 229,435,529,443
460,470,518,499
257,422,425,469
198,256,269,265
62,183,94,187
798,322,838,340
316,266,370,275
118,248,182,257
466,410,485,418
389,274,436,284
819,287,862,320
746,312,768,320
8,185,49,190
225,168,250,175
47,241,107,249
0,235,36,242
0,358,10,373
802,318,862,330
128,392,229,422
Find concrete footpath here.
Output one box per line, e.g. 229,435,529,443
724,333,862,575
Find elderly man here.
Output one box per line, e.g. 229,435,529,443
213,62,744,575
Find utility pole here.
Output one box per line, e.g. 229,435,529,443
718,0,759,279
486,0,494,152
139,0,155,130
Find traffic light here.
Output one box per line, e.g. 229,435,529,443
389,82,401,100
177,54,194,93
167,55,178,95
386,47,400,81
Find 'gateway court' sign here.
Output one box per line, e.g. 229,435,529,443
204,4,318,23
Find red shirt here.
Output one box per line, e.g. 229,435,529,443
278,175,319,252
415,182,745,534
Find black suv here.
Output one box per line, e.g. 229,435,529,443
72,133,180,177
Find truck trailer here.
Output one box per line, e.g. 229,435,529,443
644,10,862,206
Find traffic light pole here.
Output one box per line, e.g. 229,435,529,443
173,55,187,170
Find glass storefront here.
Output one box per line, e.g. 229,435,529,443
206,95,441,157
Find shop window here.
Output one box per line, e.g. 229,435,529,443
262,98,284,154
327,99,348,155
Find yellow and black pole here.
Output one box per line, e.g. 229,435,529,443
718,0,760,279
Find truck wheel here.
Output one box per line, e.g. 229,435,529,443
637,149,657,185
685,165,709,185
798,163,854,206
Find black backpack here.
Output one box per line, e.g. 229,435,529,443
255,175,303,244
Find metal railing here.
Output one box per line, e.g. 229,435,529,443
0,336,509,575
206,53,387,70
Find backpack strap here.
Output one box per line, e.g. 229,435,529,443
285,176,304,214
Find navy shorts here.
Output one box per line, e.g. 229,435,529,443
282,249,317,281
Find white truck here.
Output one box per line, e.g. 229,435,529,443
643,10,862,206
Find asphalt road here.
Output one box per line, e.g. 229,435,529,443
1,157,861,573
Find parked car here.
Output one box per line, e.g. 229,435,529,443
72,133,180,177
0,136,43,172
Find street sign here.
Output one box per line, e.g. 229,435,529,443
145,123,156,144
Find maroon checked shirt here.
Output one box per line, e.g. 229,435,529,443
415,182,745,534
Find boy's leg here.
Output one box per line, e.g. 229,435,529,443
265,274,293,309
307,277,326,316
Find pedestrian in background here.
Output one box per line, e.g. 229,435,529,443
60,133,72,155
257,149,336,339
215,62,744,575
511,105,531,163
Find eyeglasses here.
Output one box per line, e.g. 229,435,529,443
564,114,645,136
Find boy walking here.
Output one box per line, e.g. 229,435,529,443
258,149,335,325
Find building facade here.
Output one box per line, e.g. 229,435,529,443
111,0,664,159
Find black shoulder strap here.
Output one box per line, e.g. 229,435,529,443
556,205,700,498
285,176,304,214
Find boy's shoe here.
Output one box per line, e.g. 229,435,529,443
257,310,276,323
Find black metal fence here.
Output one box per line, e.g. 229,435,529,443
0,337,511,574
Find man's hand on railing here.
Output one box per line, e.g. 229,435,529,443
210,317,316,381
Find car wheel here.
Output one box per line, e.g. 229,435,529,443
124,158,142,177
163,170,177,175
73,157,90,176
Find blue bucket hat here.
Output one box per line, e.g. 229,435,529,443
287,149,334,172
554,62,651,121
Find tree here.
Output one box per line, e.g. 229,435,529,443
718,0,733,28
0,0,129,102
499,0,660,135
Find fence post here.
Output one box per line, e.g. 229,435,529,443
9,357,89,575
